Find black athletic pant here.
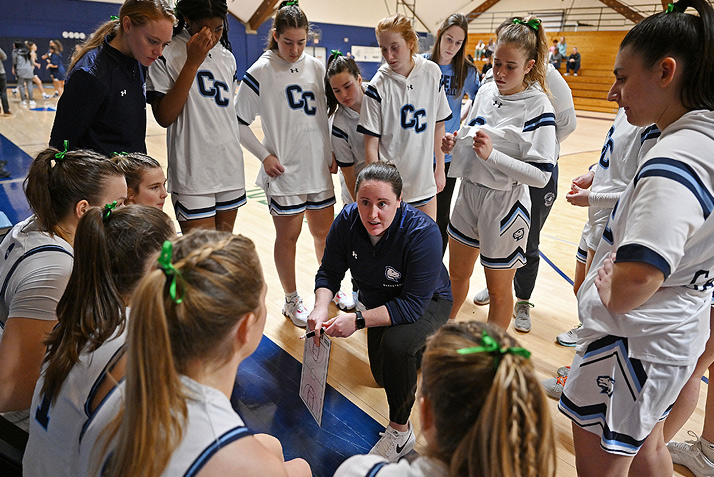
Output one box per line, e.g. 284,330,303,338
0,74,9,114
435,161,456,256
367,296,451,424
513,163,558,300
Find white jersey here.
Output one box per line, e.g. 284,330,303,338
236,50,333,196
23,326,127,477
358,55,451,203
332,104,366,204
449,81,557,191
76,375,251,476
577,110,714,365
0,215,73,330
335,454,448,477
587,109,660,243
147,30,244,195
483,64,576,142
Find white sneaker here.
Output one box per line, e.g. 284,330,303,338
282,295,309,328
332,290,355,311
11,88,17,97
556,324,581,347
20,100,27,106
668,431,714,477
369,422,415,463
513,301,534,333
29,100,36,107
42,93,52,99
542,375,567,400
472,288,490,305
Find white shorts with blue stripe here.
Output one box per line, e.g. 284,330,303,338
267,190,336,217
172,189,247,222
447,179,530,270
559,335,694,456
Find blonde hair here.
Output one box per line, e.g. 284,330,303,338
376,13,419,56
100,231,264,477
496,16,550,97
421,321,556,477
70,0,174,71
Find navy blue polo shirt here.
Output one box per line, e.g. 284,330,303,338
316,202,452,325
50,37,147,155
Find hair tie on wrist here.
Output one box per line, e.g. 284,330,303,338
157,241,185,304
666,2,685,13
457,330,531,368
512,18,541,31
102,201,117,222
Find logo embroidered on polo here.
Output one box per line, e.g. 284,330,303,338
120,90,126,96
385,266,401,282
290,67,299,73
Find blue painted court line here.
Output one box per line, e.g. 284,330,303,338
233,335,383,477
540,250,574,286
0,133,33,224
29,107,56,112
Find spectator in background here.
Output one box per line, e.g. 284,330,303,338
480,55,492,79
565,46,581,76
12,41,34,106
484,37,495,58
475,39,485,60
559,36,567,56
0,46,11,116
549,40,563,71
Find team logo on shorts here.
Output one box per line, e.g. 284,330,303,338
385,266,401,282
544,192,555,207
513,227,525,241
597,376,615,397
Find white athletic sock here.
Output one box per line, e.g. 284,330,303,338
285,291,299,302
700,436,714,462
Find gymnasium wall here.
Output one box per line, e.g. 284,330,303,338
0,0,387,83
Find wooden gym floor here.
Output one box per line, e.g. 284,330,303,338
0,89,702,476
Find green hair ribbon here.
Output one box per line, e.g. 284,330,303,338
666,3,684,13
54,140,69,160
110,15,119,21
512,18,541,31
111,151,129,157
102,201,117,222
457,330,531,368
157,241,184,304
330,49,343,57
281,0,298,7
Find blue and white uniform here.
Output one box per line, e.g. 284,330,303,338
147,30,246,218
447,81,557,268
560,110,714,455
576,109,660,261
358,55,451,204
236,50,333,210
23,326,127,476
335,454,448,476
76,376,252,476
332,104,365,204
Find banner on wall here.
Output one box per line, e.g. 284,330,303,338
351,46,382,62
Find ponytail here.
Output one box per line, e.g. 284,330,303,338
420,321,555,477
70,0,174,72
102,231,264,477
620,0,714,110
497,16,550,97
266,1,309,51
41,205,174,404
325,50,362,116
24,147,123,236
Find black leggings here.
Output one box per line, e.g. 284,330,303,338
513,163,559,300
435,161,457,256
367,296,452,424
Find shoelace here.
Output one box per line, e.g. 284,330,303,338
555,375,567,387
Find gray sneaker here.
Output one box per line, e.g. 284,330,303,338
512,301,534,332
472,288,490,305
542,375,567,400
668,431,714,477
557,365,570,377
556,324,581,347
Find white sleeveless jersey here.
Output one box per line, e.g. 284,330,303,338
23,326,127,477
236,50,333,196
76,375,251,476
335,454,448,477
332,105,366,204
588,108,660,239
578,110,714,365
449,81,557,191
0,215,73,330
147,30,244,195
358,55,451,203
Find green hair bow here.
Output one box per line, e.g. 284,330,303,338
157,241,184,304
666,3,685,13
330,49,343,57
54,140,69,160
512,18,541,31
457,330,531,368
103,201,117,222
